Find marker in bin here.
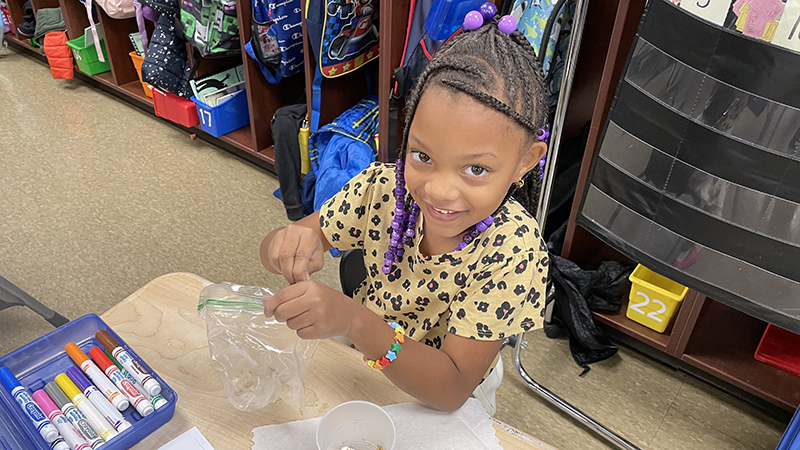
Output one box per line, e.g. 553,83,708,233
66,368,132,433
103,349,168,411
33,390,90,450
65,343,129,412
96,331,162,397
89,347,154,417
44,381,105,449
55,374,119,442
0,367,61,445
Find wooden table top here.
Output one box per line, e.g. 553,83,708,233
101,272,556,450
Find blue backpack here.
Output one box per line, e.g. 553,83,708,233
244,0,304,84
305,95,379,213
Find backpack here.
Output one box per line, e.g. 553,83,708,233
308,95,379,212
178,0,240,57
304,0,380,133
504,0,576,113
84,0,136,62
141,15,193,97
244,0,304,84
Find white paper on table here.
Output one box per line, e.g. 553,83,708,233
251,398,502,450
159,426,216,450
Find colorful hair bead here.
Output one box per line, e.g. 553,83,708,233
462,10,484,31
479,2,497,20
497,15,517,34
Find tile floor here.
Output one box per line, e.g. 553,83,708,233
0,47,790,450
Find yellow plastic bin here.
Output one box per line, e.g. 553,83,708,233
626,265,688,333
129,51,153,98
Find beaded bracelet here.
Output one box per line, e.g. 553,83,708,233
363,322,405,370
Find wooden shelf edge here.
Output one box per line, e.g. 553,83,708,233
593,293,670,352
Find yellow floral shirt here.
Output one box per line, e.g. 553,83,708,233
320,163,548,348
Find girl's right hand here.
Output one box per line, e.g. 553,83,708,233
264,223,326,285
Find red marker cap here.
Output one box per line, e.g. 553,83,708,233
88,347,114,372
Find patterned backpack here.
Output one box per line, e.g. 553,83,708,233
244,0,304,84
304,0,380,132
178,0,240,57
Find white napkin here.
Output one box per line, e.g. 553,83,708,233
251,398,502,450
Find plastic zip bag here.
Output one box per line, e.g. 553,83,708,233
197,282,318,414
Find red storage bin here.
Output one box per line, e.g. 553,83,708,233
152,88,199,128
754,324,800,377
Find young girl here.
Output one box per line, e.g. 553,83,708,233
259,10,550,414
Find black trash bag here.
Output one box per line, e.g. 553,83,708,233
549,255,634,374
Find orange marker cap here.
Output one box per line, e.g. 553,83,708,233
64,342,89,365
88,347,114,372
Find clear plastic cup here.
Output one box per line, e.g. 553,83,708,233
316,401,396,450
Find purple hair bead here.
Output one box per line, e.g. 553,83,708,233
463,10,484,31
479,2,497,20
497,15,517,34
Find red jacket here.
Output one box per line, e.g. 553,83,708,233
43,31,74,79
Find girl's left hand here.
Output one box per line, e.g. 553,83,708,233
262,280,356,340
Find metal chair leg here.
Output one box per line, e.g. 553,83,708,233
512,333,640,450
0,276,69,327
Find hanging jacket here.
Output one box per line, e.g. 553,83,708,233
32,8,65,45
272,103,309,221
43,31,74,79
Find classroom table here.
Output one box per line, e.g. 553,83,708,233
102,272,557,450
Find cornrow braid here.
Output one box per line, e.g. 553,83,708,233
399,16,549,218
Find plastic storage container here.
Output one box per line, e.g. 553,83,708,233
128,51,153,98
626,264,688,333
424,0,484,40
66,36,111,76
754,324,800,377
153,88,200,128
776,404,800,450
0,314,177,450
190,89,250,137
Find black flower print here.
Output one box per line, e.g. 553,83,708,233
495,301,515,320
354,205,366,219
371,215,381,226
455,291,467,302
493,234,506,247
387,267,402,282
520,317,536,331
336,220,345,230
437,292,450,303
402,279,411,290
514,215,523,221
439,271,448,280
349,228,362,238
408,327,416,337
319,215,325,228
331,233,341,242
391,295,403,311
415,296,430,308
431,335,442,349
339,200,351,215
497,280,507,290
352,181,362,195
404,311,419,321
514,224,530,237
477,301,489,312
454,272,467,287
326,209,335,219
477,323,493,338
514,284,526,296
423,268,432,275
480,280,496,295
526,288,541,306
383,291,391,300
374,202,382,210
369,229,381,241
515,259,528,274
449,326,457,334
456,308,467,320
379,176,389,185
513,245,522,254
426,279,439,292
474,271,492,282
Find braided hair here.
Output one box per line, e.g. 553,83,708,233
399,17,549,218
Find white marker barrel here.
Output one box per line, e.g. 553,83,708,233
55,374,119,442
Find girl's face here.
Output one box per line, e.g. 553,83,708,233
405,86,546,254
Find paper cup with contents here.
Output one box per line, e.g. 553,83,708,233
316,401,396,450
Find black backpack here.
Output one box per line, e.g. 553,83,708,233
141,15,192,97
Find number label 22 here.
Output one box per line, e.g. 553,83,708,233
629,292,667,322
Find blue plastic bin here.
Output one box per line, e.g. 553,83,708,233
0,314,177,450
778,407,800,450
191,89,250,137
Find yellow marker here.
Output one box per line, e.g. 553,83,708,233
54,374,118,442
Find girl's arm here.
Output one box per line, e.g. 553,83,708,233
263,281,503,412
260,212,333,284
349,302,503,412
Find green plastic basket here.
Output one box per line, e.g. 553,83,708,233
66,36,111,76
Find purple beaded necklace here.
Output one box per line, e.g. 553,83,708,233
382,158,494,275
